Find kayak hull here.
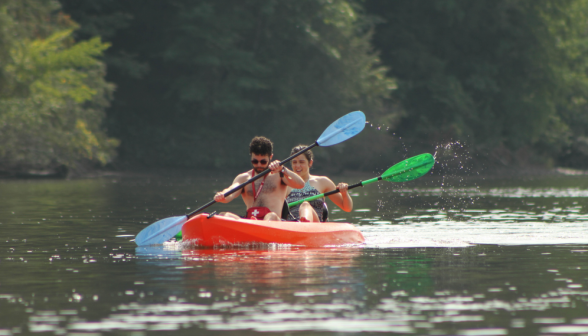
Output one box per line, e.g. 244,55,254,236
182,214,365,247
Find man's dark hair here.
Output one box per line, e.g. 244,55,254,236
249,136,273,156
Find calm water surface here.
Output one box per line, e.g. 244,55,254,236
1,172,588,335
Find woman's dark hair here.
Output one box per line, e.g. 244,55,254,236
249,136,273,156
290,144,313,162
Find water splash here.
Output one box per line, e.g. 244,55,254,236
371,141,481,215
365,120,390,132
429,141,481,211
433,141,475,175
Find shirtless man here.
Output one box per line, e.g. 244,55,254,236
214,136,305,220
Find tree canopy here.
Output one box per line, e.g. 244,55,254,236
0,0,117,175
3,0,588,174
60,0,395,170
366,0,588,168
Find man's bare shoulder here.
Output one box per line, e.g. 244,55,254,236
234,170,253,183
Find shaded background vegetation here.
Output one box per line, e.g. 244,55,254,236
2,0,588,175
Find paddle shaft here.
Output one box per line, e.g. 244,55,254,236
134,111,366,246
287,159,432,207
287,178,374,207
186,142,319,219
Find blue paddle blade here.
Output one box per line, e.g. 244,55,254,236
134,216,187,246
317,111,366,147
135,246,183,258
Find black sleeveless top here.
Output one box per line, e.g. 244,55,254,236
286,180,327,222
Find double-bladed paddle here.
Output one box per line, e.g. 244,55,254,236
287,153,435,208
134,111,366,246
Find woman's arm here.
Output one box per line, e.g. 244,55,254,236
319,177,353,212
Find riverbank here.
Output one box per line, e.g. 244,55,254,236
2,161,588,181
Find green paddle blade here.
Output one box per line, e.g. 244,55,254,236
382,153,435,182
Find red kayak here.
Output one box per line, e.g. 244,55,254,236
182,213,365,247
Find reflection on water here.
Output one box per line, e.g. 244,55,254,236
14,245,588,335
400,186,588,198
349,176,588,247
1,174,588,335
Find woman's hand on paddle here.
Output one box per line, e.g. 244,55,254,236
337,182,349,195
334,182,353,212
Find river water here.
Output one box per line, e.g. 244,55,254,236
1,172,588,335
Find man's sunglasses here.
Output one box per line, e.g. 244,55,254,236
251,159,268,165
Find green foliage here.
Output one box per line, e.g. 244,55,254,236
53,0,588,171
60,0,396,170
0,1,118,174
366,0,588,167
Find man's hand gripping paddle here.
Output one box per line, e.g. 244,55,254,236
134,111,366,246
287,153,435,208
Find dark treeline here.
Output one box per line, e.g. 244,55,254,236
2,0,588,175
368,0,588,169
58,0,394,173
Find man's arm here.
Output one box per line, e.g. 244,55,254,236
281,167,305,189
268,160,305,189
214,174,246,203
